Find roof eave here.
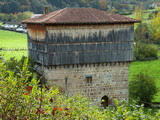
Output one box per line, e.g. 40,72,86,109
22,21,141,25
44,21,140,25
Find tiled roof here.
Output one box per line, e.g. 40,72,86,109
22,8,141,24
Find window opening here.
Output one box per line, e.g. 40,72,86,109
86,76,92,83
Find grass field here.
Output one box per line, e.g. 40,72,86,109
0,29,27,48
125,9,160,102
126,8,160,24
129,44,160,102
0,22,4,27
0,30,28,59
1,50,28,60
129,59,160,102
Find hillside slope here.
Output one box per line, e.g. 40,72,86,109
0,0,159,14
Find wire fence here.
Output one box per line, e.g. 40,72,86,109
140,100,160,108
0,47,27,51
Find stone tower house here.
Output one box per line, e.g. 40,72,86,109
22,8,140,106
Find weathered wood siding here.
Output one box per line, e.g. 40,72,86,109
27,24,134,66
27,24,46,41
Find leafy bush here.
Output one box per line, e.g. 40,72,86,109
129,71,158,107
134,21,160,45
134,43,158,61
4,56,35,78
134,23,151,44
0,60,106,119
148,10,159,20
150,11,160,44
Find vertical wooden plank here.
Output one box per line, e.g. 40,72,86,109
53,53,56,65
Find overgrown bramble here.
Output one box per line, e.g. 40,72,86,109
35,108,46,115
65,108,70,111
24,93,29,95
26,86,32,91
23,117,28,120
49,98,54,102
51,107,63,115
65,112,69,116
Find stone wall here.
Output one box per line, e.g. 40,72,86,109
39,62,130,106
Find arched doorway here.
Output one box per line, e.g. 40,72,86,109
101,96,109,108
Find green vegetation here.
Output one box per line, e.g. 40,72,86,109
130,8,160,103
0,30,27,48
130,44,160,102
0,0,159,15
1,51,28,60
131,6,160,44
129,71,158,107
134,43,158,61
0,11,34,22
129,59,160,102
0,30,27,59
127,8,160,20
1,57,160,119
0,22,4,27
144,108,160,116
129,6,160,103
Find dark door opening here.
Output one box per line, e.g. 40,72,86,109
101,96,109,108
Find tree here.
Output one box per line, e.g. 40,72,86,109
129,71,158,107
149,11,160,44
8,0,21,13
7,13,17,22
133,43,158,61
1,3,10,13
134,23,151,43
16,11,34,22
134,4,145,20
98,0,107,10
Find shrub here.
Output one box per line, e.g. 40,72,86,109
0,64,106,119
129,71,158,107
3,56,35,79
134,23,151,44
134,43,158,61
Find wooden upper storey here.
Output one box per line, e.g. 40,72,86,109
27,23,135,66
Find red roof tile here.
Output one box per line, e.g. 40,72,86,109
22,8,141,24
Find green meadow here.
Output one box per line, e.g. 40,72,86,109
0,29,160,102
0,29,27,48
129,59,160,102
0,30,28,59
126,8,160,19
1,50,28,60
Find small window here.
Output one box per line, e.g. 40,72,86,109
85,76,92,83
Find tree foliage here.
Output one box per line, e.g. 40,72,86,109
0,0,159,14
134,23,151,43
134,5,145,20
134,10,160,45
150,11,160,44
129,71,158,107
134,43,158,61
0,11,34,22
